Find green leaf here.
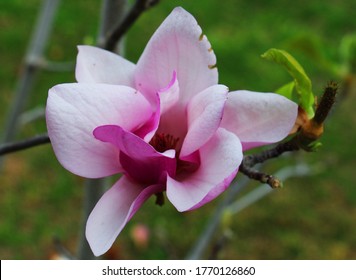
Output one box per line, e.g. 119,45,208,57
262,48,315,117
276,81,295,99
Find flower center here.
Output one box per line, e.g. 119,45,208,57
149,133,179,153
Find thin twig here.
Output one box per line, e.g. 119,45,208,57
227,164,311,215
239,163,283,188
243,140,299,167
97,0,127,48
0,134,50,156
101,0,160,51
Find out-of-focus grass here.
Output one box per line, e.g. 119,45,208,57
0,0,355,259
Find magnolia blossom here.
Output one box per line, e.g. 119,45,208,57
46,7,297,256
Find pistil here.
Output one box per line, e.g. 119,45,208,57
149,133,179,153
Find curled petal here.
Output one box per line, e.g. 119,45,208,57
133,93,161,142
158,71,180,115
136,71,180,141
135,7,218,105
167,128,242,212
93,125,176,184
76,45,135,87
86,176,163,256
46,83,152,178
180,85,228,158
221,90,298,150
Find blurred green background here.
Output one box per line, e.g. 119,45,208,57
1,0,356,259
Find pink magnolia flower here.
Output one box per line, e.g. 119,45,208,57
46,7,297,256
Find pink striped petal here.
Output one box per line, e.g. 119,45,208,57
76,45,135,87
180,85,228,158
86,176,163,256
221,90,298,150
46,83,152,178
158,71,180,115
135,71,179,141
167,128,242,212
93,125,176,184
135,7,218,106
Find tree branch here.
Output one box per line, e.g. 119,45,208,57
0,134,50,156
101,0,160,51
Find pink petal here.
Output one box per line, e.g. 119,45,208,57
167,128,242,212
135,7,218,106
180,85,228,158
150,72,187,146
46,83,152,178
76,45,135,87
133,92,161,142
86,175,163,256
221,90,298,150
93,125,176,184
134,70,180,142
158,71,180,115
